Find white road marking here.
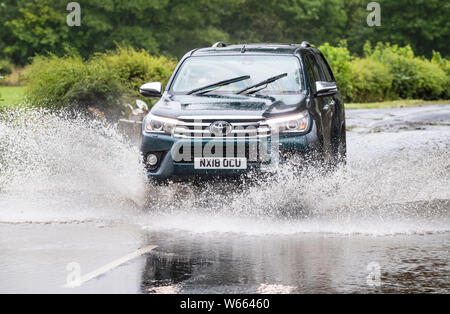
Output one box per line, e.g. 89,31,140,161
64,245,158,288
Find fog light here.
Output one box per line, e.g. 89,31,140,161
146,153,158,166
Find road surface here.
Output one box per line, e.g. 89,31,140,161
0,105,449,293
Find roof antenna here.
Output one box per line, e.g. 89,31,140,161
241,45,246,53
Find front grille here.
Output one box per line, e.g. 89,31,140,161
172,118,271,139
172,140,270,163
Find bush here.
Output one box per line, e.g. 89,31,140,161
350,57,393,102
100,46,177,92
365,42,447,100
413,58,447,99
25,54,126,116
0,59,14,76
431,51,450,99
24,47,177,117
319,42,353,101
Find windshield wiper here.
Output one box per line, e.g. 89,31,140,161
187,75,250,95
236,73,287,95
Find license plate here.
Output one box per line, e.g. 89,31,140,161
194,157,247,169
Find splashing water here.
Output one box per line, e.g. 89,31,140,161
0,108,147,222
0,108,449,235
142,154,450,235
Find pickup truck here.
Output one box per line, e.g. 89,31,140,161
139,42,346,180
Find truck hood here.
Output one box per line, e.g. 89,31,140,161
150,92,308,119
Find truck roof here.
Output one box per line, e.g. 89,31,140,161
190,43,314,56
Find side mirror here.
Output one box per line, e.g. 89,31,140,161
315,81,338,97
140,82,162,98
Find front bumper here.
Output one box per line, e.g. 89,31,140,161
141,123,318,180
141,134,309,179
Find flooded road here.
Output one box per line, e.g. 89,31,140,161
0,105,449,293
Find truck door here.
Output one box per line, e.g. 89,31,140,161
304,51,333,161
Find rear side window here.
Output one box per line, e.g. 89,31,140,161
306,53,321,82
303,52,321,92
316,53,334,82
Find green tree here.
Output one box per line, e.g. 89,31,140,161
349,0,450,57
0,0,24,64
5,0,70,65
0,0,448,65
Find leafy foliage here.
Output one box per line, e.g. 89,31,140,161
24,47,176,116
100,46,177,92
431,51,450,99
350,0,449,57
365,43,447,99
22,41,450,114
0,0,448,65
3,0,70,65
25,54,125,113
350,57,393,102
0,59,14,76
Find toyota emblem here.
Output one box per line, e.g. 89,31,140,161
209,121,233,136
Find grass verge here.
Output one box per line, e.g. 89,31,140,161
346,99,450,109
0,86,26,108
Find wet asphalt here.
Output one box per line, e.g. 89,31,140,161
0,105,449,294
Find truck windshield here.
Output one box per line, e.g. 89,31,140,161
171,56,303,95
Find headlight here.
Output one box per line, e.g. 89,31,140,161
267,111,310,134
144,113,178,134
